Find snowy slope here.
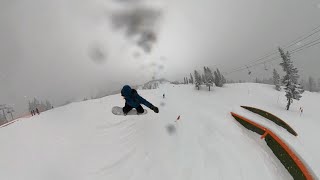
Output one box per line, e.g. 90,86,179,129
0,83,319,180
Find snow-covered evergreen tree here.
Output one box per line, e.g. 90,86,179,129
194,70,201,90
273,69,281,91
255,77,260,83
222,75,226,85
33,98,40,109
214,68,226,87
299,79,306,90
28,101,32,112
45,100,52,110
204,67,214,91
190,73,194,84
279,47,304,110
28,98,40,111
308,76,316,92
201,74,206,85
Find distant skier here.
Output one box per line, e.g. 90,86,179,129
299,107,303,116
163,93,165,99
121,85,159,115
36,108,40,115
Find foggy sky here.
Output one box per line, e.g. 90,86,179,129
1,0,320,116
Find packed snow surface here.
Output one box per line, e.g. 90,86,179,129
0,83,319,180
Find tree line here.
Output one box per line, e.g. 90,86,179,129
183,67,226,91
28,98,53,113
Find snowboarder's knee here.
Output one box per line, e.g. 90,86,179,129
136,106,144,114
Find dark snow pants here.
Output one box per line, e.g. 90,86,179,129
123,103,144,114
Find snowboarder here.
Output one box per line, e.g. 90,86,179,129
163,93,165,99
121,85,159,115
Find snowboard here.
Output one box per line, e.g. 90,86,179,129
112,106,148,116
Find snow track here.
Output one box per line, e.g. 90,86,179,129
0,83,319,180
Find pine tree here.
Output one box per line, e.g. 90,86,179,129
204,67,214,91
222,75,226,85
279,47,304,110
194,70,201,90
28,98,39,111
300,79,306,90
273,69,281,91
28,101,32,112
40,101,46,111
201,74,206,85
255,77,259,83
190,73,194,84
45,100,52,110
214,68,226,87
33,98,40,110
308,76,315,92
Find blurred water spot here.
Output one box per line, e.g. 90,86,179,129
88,44,107,64
133,51,141,58
160,56,166,61
110,7,161,53
160,102,165,107
150,62,157,67
158,64,164,70
166,124,176,135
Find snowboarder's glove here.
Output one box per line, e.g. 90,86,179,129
151,106,159,113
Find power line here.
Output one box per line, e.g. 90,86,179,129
225,24,320,74
292,41,320,54
224,38,320,75
290,37,320,54
284,24,320,49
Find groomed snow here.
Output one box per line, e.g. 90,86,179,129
0,83,319,180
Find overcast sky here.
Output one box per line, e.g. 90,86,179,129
1,0,320,116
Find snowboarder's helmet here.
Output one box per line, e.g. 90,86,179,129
121,85,132,97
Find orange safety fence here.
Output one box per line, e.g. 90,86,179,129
231,112,314,180
241,106,298,136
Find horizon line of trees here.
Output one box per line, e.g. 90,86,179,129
28,98,53,113
180,47,311,111
183,67,226,91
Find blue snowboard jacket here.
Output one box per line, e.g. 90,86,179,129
121,85,153,108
